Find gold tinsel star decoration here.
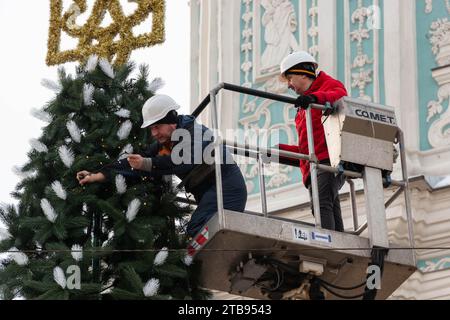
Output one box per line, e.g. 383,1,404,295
47,0,165,66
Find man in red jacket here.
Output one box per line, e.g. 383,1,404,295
279,51,348,232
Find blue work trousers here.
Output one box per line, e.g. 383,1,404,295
187,165,247,237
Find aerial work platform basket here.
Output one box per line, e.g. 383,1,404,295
186,83,416,300
191,211,414,300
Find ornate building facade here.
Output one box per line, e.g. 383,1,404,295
190,0,450,299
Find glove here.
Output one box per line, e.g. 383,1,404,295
295,95,317,110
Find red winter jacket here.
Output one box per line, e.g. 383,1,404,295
279,71,348,186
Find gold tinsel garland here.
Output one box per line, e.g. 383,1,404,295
47,0,165,66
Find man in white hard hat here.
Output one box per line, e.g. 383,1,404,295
278,51,348,232
76,94,247,237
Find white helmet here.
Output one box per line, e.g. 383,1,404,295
280,51,318,77
141,94,180,128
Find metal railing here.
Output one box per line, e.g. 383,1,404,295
191,82,415,254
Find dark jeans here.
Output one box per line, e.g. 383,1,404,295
307,161,345,232
187,165,247,237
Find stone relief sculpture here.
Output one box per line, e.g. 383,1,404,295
241,0,253,87
350,0,374,102
424,0,450,14
239,0,304,193
308,0,319,59
260,0,299,73
238,103,296,193
427,18,450,148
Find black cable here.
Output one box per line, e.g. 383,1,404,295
264,257,370,299
274,267,282,291
309,278,325,300
255,257,369,300
320,282,365,300
320,279,367,291
279,267,285,290
363,247,388,300
258,266,283,292
262,257,307,277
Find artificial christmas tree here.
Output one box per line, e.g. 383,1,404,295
0,57,209,300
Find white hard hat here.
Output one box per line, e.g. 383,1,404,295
279,51,318,77
141,94,180,128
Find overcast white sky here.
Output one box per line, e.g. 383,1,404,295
0,0,190,206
